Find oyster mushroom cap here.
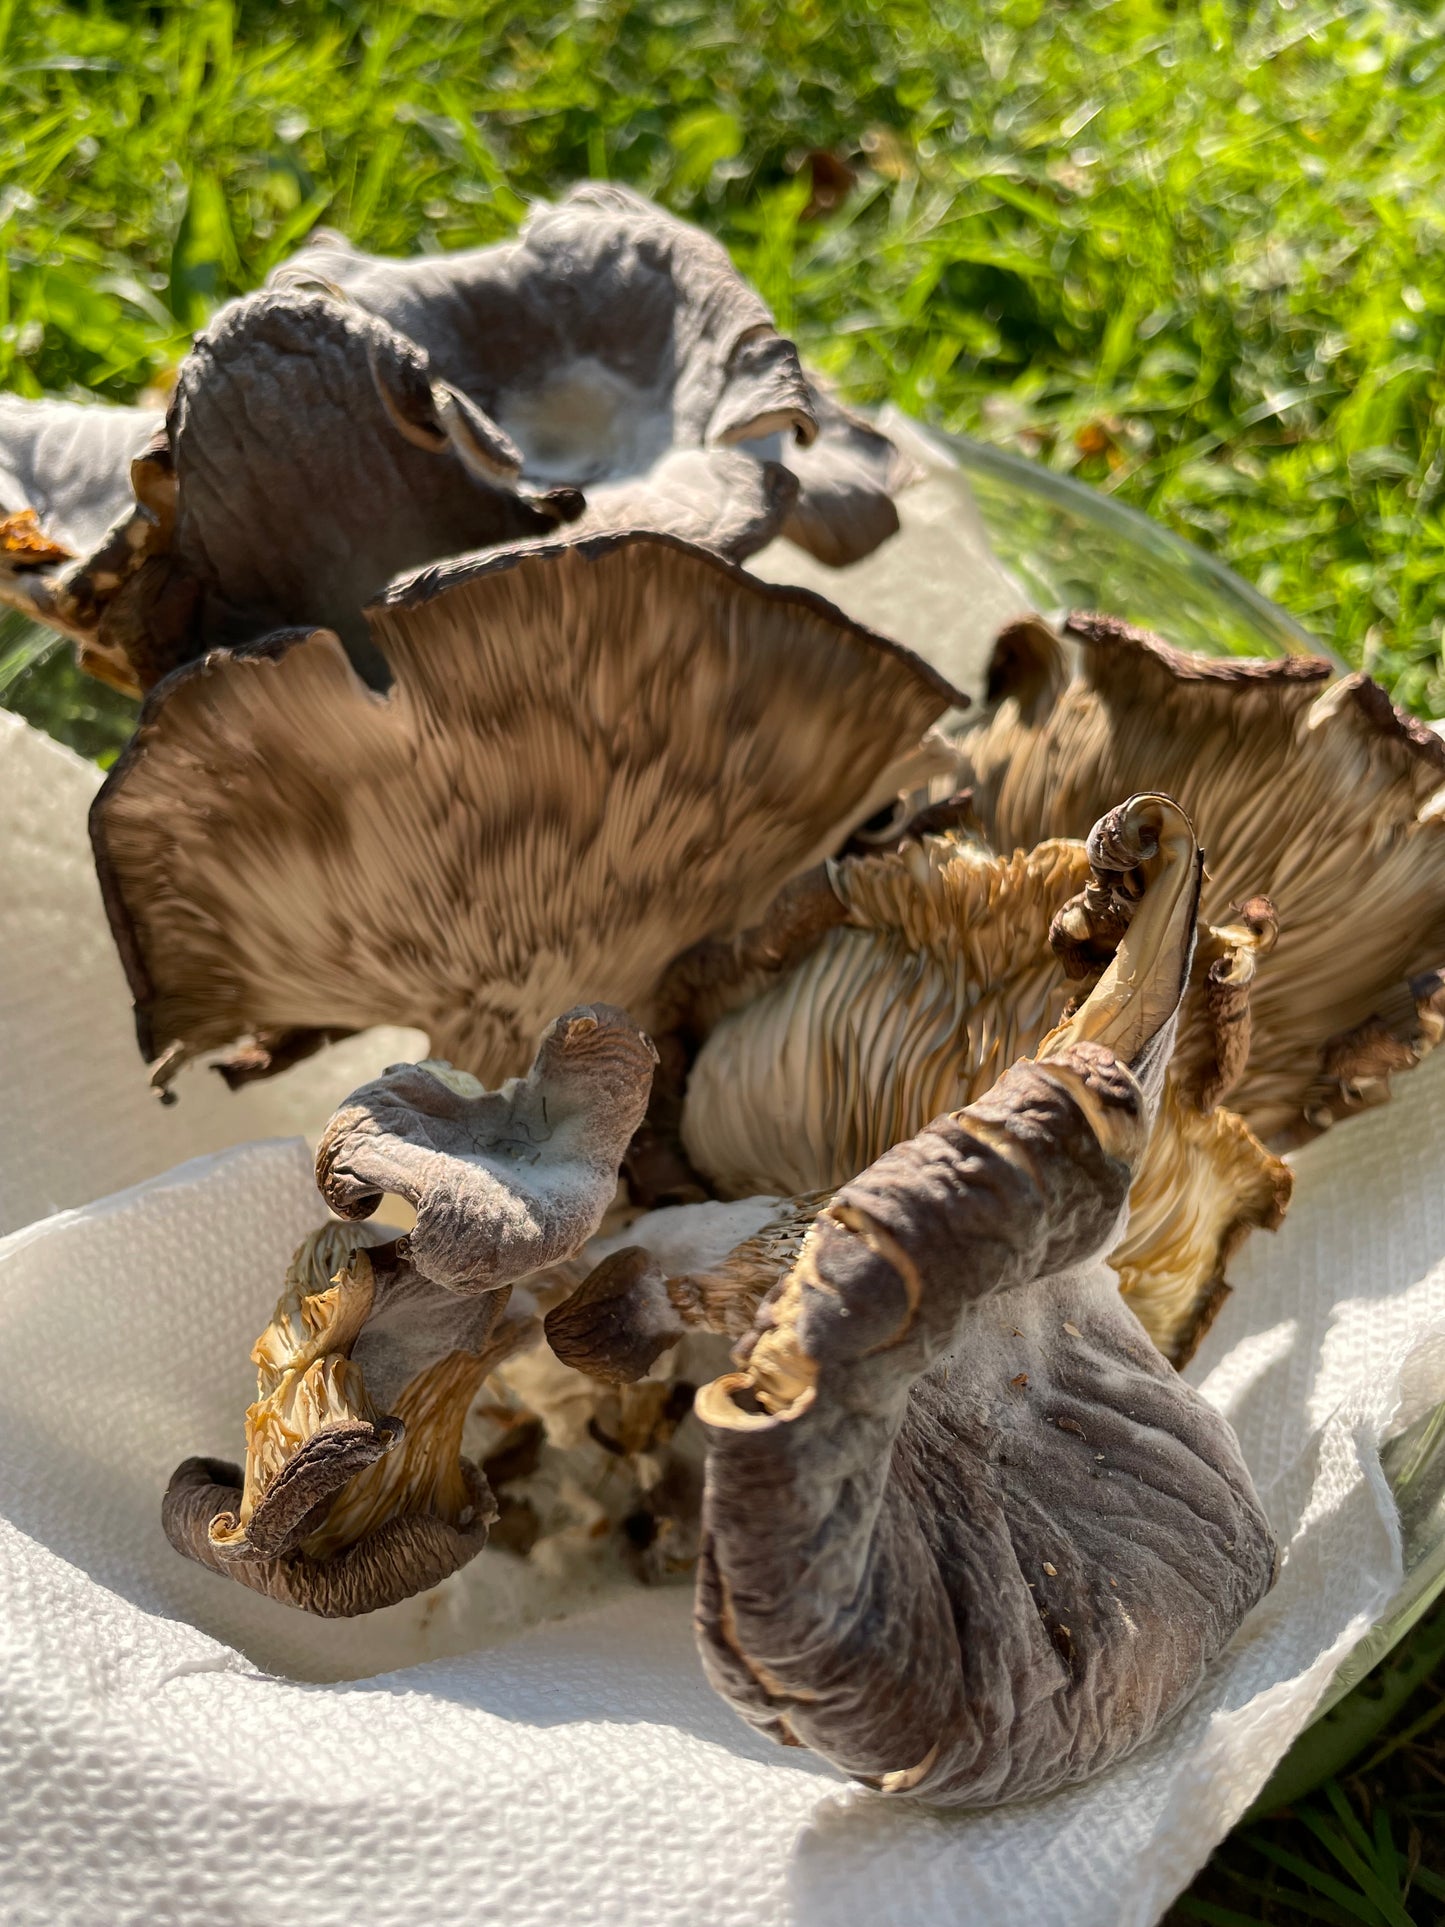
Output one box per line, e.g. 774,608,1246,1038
690,799,1276,1806
669,795,1289,1364
164,288,581,682
162,1223,534,1616
317,1004,659,1293
963,612,1445,1145
0,295,584,694
89,528,963,1091
739,381,913,568
271,184,906,567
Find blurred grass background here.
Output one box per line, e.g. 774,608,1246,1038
2,0,1445,1917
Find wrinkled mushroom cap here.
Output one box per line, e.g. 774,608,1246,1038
317,1005,658,1292
688,797,1276,1805
963,613,1445,1145
271,184,907,569
162,289,580,681
0,293,583,694
90,528,962,1092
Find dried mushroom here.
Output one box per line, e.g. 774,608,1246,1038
161,290,581,681
688,791,1277,1805
270,183,907,567
166,1007,653,1614
163,1223,526,1615
0,292,584,694
90,529,961,1092
963,613,1445,1145
652,796,1289,1364
317,1006,658,1291
0,182,917,695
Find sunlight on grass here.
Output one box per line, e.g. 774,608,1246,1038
0,0,1442,717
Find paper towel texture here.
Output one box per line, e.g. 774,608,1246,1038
0,708,425,1237
2,703,1443,1924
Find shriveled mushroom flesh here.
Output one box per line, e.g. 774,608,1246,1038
690,792,1277,1806
0,292,583,694
662,797,1290,1364
270,183,910,567
162,1225,521,1616
165,1006,660,1614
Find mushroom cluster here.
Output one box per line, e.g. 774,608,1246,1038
8,182,1444,1810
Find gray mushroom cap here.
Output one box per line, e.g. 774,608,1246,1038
271,183,907,567
317,1005,659,1293
689,794,1277,1806
164,289,582,679
0,290,582,691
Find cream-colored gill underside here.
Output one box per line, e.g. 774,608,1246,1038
682,835,1090,1199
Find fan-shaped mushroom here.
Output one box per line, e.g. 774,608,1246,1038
270,183,908,568
640,797,1289,1364
689,791,1277,1806
90,529,962,1093
165,1006,653,1614
962,613,1445,1146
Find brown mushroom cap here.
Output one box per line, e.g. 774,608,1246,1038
90,529,963,1092
270,184,906,568
669,797,1289,1364
963,613,1445,1146
690,800,1276,1806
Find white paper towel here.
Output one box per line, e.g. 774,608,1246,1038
2,710,1444,1927
0,708,425,1237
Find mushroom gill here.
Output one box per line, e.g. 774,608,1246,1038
89,529,962,1094
688,792,1276,1805
162,1225,519,1616
666,799,1290,1364
962,613,1445,1146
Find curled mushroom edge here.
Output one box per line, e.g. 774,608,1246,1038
962,610,1445,1149
0,181,918,699
165,1004,659,1616
658,791,1292,1366
688,791,1278,1807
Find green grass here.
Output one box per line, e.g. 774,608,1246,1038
2,1,1445,1915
